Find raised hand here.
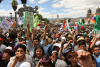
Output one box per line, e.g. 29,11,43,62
78,51,92,67
26,22,30,28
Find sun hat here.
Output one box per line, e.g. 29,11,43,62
77,37,85,43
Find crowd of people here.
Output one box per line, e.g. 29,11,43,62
0,22,100,67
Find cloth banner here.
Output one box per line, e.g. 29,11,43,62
18,17,24,25
23,11,33,28
0,18,13,31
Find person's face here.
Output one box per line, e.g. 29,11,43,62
54,46,60,52
49,38,53,44
69,56,78,65
36,48,43,58
15,48,26,60
93,47,100,56
21,40,26,44
7,37,11,41
79,45,86,50
0,40,2,44
17,32,22,38
51,52,58,62
92,60,96,67
85,37,89,42
45,40,48,45
51,34,56,38
32,40,39,47
2,52,11,61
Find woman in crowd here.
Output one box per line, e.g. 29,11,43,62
33,46,44,66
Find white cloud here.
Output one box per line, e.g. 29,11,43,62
29,0,35,3
53,0,58,3
7,6,9,7
0,5,24,17
51,9,56,13
0,9,14,17
38,0,49,4
0,5,3,7
16,5,23,11
17,0,20,3
52,0,100,18
38,7,46,11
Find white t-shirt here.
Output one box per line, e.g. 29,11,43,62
16,60,26,67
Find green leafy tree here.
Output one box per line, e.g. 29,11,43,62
34,14,43,21
41,18,49,23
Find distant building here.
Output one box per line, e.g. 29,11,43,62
57,14,59,23
96,7,100,14
87,8,92,18
86,7,100,18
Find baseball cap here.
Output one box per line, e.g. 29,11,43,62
95,41,100,46
0,38,2,40
5,46,12,50
20,62,31,67
53,43,61,49
41,55,51,63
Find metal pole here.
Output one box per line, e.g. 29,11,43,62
10,13,12,20
15,11,17,27
52,14,53,22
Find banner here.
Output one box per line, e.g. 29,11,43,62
23,11,33,28
34,15,39,28
0,18,13,31
18,17,24,25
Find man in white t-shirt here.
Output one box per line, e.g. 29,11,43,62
7,44,34,67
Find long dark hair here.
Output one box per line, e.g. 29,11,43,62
33,46,44,58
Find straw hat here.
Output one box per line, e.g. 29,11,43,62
77,37,85,42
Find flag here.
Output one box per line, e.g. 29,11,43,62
90,14,96,23
80,19,82,23
0,19,3,23
11,21,15,27
82,22,84,26
93,15,100,34
77,20,81,25
63,21,66,28
34,16,39,28
66,20,71,33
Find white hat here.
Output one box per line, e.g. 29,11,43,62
53,43,61,48
95,41,100,46
20,62,31,67
52,50,58,54
5,46,12,50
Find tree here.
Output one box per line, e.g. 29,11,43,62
0,0,2,3
41,18,49,23
34,14,43,21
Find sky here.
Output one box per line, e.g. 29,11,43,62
0,0,100,19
